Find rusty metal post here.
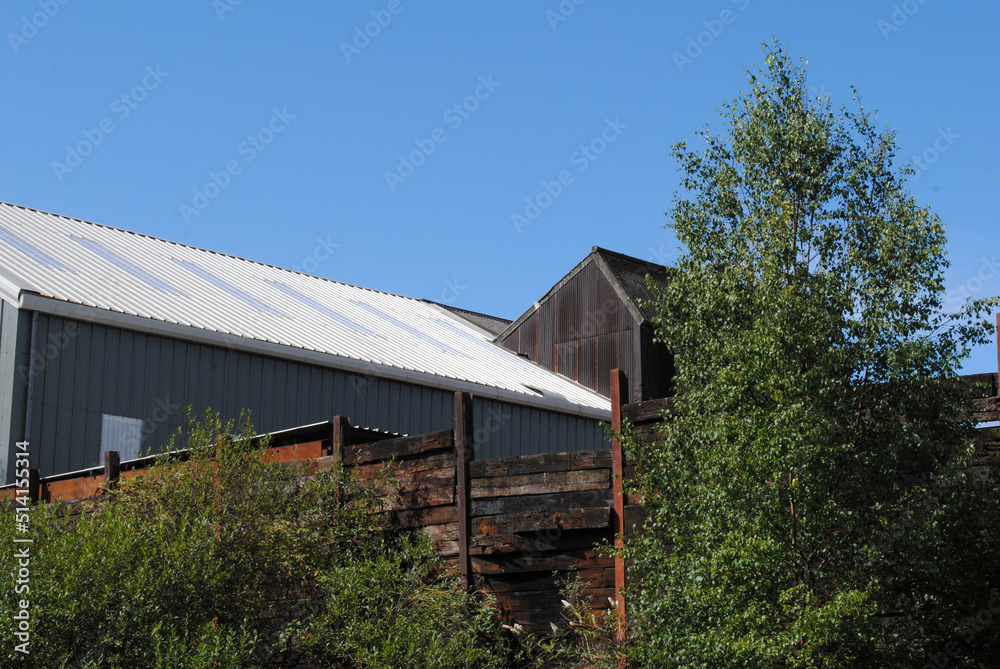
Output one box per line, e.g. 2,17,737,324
454,391,474,589
610,369,628,657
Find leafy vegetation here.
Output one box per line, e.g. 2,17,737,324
621,42,1000,667
0,410,522,669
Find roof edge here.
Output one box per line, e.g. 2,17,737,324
494,251,601,341
20,294,612,421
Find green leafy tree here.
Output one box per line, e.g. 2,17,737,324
624,42,1000,667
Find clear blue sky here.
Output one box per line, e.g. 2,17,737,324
3,1,998,372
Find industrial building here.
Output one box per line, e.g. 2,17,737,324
0,202,671,483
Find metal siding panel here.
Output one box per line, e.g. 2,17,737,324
375,377,391,432
472,399,485,459
0,303,30,483
430,391,443,435
578,336,597,391
70,323,93,471
260,355,277,431
50,318,76,472
249,355,264,428
332,370,349,420
596,331,618,397
237,352,253,423
130,332,148,418
115,329,135,416
143,334,161,430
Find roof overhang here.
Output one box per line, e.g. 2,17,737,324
18,292,611,421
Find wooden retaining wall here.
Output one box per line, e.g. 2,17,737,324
4,363,998,634
0,391,630,632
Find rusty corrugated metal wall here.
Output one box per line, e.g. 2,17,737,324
499,260,645,401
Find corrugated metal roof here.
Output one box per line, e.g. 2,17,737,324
0,202,610,417
430,302,512,336
594,247,671,323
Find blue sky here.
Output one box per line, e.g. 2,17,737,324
3,1,998,372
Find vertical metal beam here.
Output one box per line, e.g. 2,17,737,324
995,313,999,396
454,391,474,588
104,450,121,491
610,368,628,654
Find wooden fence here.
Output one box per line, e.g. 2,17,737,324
3,364,999,634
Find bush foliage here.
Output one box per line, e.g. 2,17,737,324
0,410,522,669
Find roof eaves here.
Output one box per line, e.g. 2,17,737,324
20,293,612,420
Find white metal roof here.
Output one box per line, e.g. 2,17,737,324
0,202,610,419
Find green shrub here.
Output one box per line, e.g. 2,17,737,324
0,409,521,668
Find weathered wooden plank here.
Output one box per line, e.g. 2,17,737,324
477,567,614,593
394,504,457,529
41,474,103,503
469,450,611,478
474,507,610,536
263,440,325,464
972,396,1000,422
473,548,608,575
955,373,999,398
471,469,610,498
471,488,611,518
470,527,610,556
422,522,458,544
623,504,648,539
341,429,454,466
353,462,456,485
622,397,676,424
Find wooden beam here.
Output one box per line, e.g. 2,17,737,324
610,368,628,655
103,451,121,491
342,429,454,466
330,416,350,464
455,391,474,588
27,468,39,504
